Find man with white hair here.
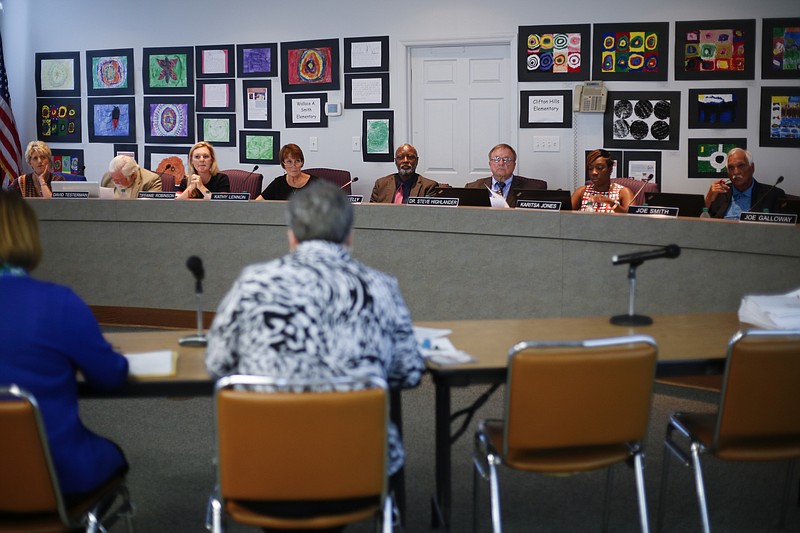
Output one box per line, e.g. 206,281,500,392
100,155,162,198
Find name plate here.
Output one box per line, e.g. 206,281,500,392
210,192,250,201
52,191,89,199
408,196,459,206
515,200,561,211
628,205,679,217
138,191,176,200
739,211,798,225
347,195,364,204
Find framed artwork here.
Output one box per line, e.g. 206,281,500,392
687,138,747,179
50,149,84,175
674,19,756,80
239,131,280,165
592,22,669,81
762,18,800,80
198,113,236,147
88,97,136,143
622,150,662,188
344,72,389,109
195,44,234,78
35,51,81,97
520,90,573,128
362,110,393,162
603,91,680,150
584,149,622,179
518,24,591,82
688,88,747,129
759,86,800,147
344,36,389,73
143,96,195,145
142,46,194,94
285,93,328,128
237,43,278,77
195,79,235,112
242,80,272,129
114,144,139,163
85,48,134,96
280,38,340,93
144,145,189,187
37,98,81,143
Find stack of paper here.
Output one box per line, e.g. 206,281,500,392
124,350,178,377
413,326,475,365
738,288,800,329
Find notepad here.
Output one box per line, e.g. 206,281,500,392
124,350,178,377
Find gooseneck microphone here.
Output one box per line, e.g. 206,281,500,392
612,244,681,266
748,176,785,214
629,174,654,205
340,176,359,190
180,255,208,347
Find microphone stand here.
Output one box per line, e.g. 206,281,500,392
179,276,207,346
610,260,653,326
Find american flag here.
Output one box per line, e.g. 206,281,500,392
0,31,22,189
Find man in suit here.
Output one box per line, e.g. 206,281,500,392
466,144,546,207
705,147,786,219
101,155,162,199
370,144,439,203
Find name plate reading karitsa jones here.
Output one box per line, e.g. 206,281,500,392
628,205,679,217
515,200,561,211
210,192,250,201
407,197,459,206
138,191,177,200
739,212,798,225
52,191,89,199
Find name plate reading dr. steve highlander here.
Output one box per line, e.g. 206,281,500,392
210,192,250,201
515,200,561,211
628,205,679,217
52,191,89,199
407,197,459,206
739,212,798,225
138,191,177,200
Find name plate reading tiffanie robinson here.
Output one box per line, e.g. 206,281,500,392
739,211,798,225
515,200,561,211
628,205,679,217
52,191,89,199
210,192,250,201
138,191,177,200
407,196,459,206
347,195,364,204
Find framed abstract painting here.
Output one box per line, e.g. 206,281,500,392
239,131,280,165
518,24,590,82
143,96,195,145
759,86,800,147
592,22,669,81
37,98,81,143
195,44,234,79
688,88,747,129
280,38,340,93
142,46,194,95
674,19,756,80
85,48,134,96
197,113,236,147
237,43,278,78
603,91,680,150
687,138,747,179
50,149,84,175
761,18,800,79
88,97,136,143
362,110,393,162
35,51,81,97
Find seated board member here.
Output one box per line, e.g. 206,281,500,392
0,190,129,499
10,140,64,198
370,143,438,203
254,143,320,201
571,149,633,213
465,144,546,207
705,147,786,219
101,154,163,199
176,141,230,200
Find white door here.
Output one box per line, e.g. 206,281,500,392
409,43,514,186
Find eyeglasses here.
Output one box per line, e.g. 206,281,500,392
283,159,303,166
490,156,515,164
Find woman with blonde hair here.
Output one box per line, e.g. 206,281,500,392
10,141,63,198
176,141,230,199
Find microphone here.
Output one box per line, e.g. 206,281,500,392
629,174,654,205
180,255,207,347
78,165,86,176
154,163,174,183
240,165,259,193
748,176,785,214
340,176,359,191
612,244,681,266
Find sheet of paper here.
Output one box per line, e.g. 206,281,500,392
738,287,800,329
351,77,383,104
125,350,178,377
203,83,229,108
486,185,509,208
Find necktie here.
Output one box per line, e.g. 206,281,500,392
495,181,505,196
393,185,404,204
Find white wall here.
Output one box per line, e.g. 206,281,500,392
2,0,798,197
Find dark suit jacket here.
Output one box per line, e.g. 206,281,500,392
370,173,439,203
465,175,547,207
709,179,786,218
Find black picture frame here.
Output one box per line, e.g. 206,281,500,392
520,90,573,128
144,145,190,184
143,96,196,145
280,38,340,93
239,131,280,165
88,97,137,143
344,73,389,109
195,44,235,79
759,86,800,148
50,148,84,175
142,46,194,95
518,24,591,82
35,51,81,97
114,144,139,163
603,91,681,150
241,80,272,129
195,79,235,112
285,93,329,128
197,113,236,147
237,43,278,78
592,22,669,81
688,88,747,129
687,138,747,179
622,150,662,188
344,36,389,73
674,19,756,81
36,98,81,143
762,18,800,80
85,48,134,96
362,110,394,162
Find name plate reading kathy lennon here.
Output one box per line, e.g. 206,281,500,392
628,205,679,217
347,195,364,204
407,196,459,206
739,212,798,225
138,191,177,200
515,200,561,211
52,191,89,199
210,192,250,201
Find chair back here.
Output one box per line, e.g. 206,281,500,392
52,172,87,182
611,177,659,205
222,169,264,198
304,168,353,193
714,329,800,455
503,336,657,455
515,175,548,190
214,375,388,502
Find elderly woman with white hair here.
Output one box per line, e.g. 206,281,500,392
10,141,63,198
100,155,163,198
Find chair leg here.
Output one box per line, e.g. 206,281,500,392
487,457,503,533
602,465,613,532
381,494,394,533
633,451,650,533
205,495,224,533
689,442,711,533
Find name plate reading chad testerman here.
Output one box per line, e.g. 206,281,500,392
52,191,89,199
628,205,679,217
138,191,177,200
347,195,364,204
739,212,798,225
210,192,250,201
515,200,561,211
407,196,459,206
